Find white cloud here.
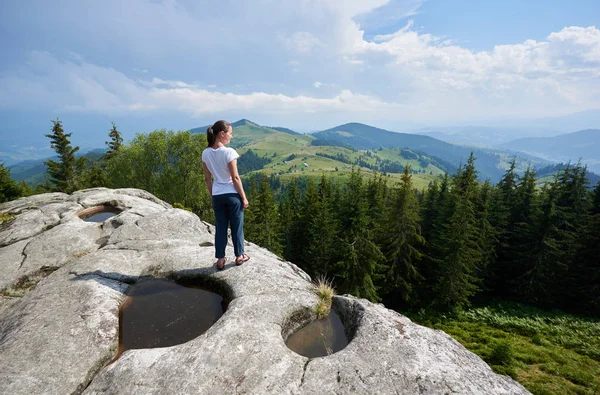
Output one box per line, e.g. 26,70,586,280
1,1,599,125
280,31,323,53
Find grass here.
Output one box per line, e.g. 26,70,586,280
313,276,335,319
411,302,600,394
233,124,445,190
0,212,16,224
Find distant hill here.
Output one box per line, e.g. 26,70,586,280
311,123,549,182
499,129,600,173
191,119,453,189
414,126,563,146
268,126,300,135
13,119,598,189
8,149,107,185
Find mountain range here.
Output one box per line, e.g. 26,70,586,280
498,129,600,173
6,120,600,187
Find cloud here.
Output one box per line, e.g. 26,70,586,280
0,51,411,120
1,1,599,125
280,32,323,53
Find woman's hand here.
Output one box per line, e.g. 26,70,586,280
242,198,249,209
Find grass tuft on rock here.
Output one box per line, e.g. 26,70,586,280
0,212,16,224
313,276,335,319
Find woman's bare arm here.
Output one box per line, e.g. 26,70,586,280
202,162,213,196
227,159,249,208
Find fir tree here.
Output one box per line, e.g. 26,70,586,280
432,153,483,312
0,163,24,203
488,159,519,296
294,178,320,271
476,180,498,284
280,178,303,264
244,174,282,255
573,182,600,314
85,161,109,188
382,165,424,304
306,175,338,277
104,122,123,161
44,119,86,193
335,168,385,302
419,173,452,305
505,166,540,298
420,179,439,241
514,182,561,305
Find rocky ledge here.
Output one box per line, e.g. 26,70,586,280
0,188,530,394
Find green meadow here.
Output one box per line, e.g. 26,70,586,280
412,302,600,394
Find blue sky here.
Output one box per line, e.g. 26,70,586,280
1,0,599,156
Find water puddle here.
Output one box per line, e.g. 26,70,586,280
82,211,118,222
111,279,227,362
79,206,121,222
285,310,349,358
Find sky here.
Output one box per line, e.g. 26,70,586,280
1,0,599,154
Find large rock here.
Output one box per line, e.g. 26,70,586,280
0,188,530,394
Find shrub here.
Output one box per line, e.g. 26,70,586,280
489,341,514,366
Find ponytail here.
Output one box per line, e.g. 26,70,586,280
206,126,216,147
207,120,231,147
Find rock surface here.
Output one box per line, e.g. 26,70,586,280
0,188,531,394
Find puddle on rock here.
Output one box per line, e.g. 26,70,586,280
79,206,121,223
112,279,227,361
286,310,349,358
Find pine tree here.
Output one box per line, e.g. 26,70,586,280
44,119,86,193
244,174,282,255
0,163,24,203
104,122,123,162
420,179,439,241
488,159,519,296
505,167,540,298
306,175,338,277
513,182,562,305
419,173,452,305
280,179,304,263
476,180,498,285
573,182,600,314
550,163,590,307
294,177,319,271
382,165,424,304
432,153,483,312
335,168,385,302
85,161,109,188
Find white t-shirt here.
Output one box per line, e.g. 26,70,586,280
202,146,240,196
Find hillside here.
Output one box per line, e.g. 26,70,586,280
311,123,550,182
499,129,600,173
11,120,598,189
224,120,449,190
414,126,562,146
9,149,106,185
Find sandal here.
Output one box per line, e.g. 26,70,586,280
235,254,250,266
216,258,226,271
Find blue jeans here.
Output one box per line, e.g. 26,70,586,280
212,193,245,259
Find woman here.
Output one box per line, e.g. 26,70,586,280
202,120,250,270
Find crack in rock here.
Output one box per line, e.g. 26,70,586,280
18,239,33,270
69,271,137,285
299,359,311,388
70,350,114,395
